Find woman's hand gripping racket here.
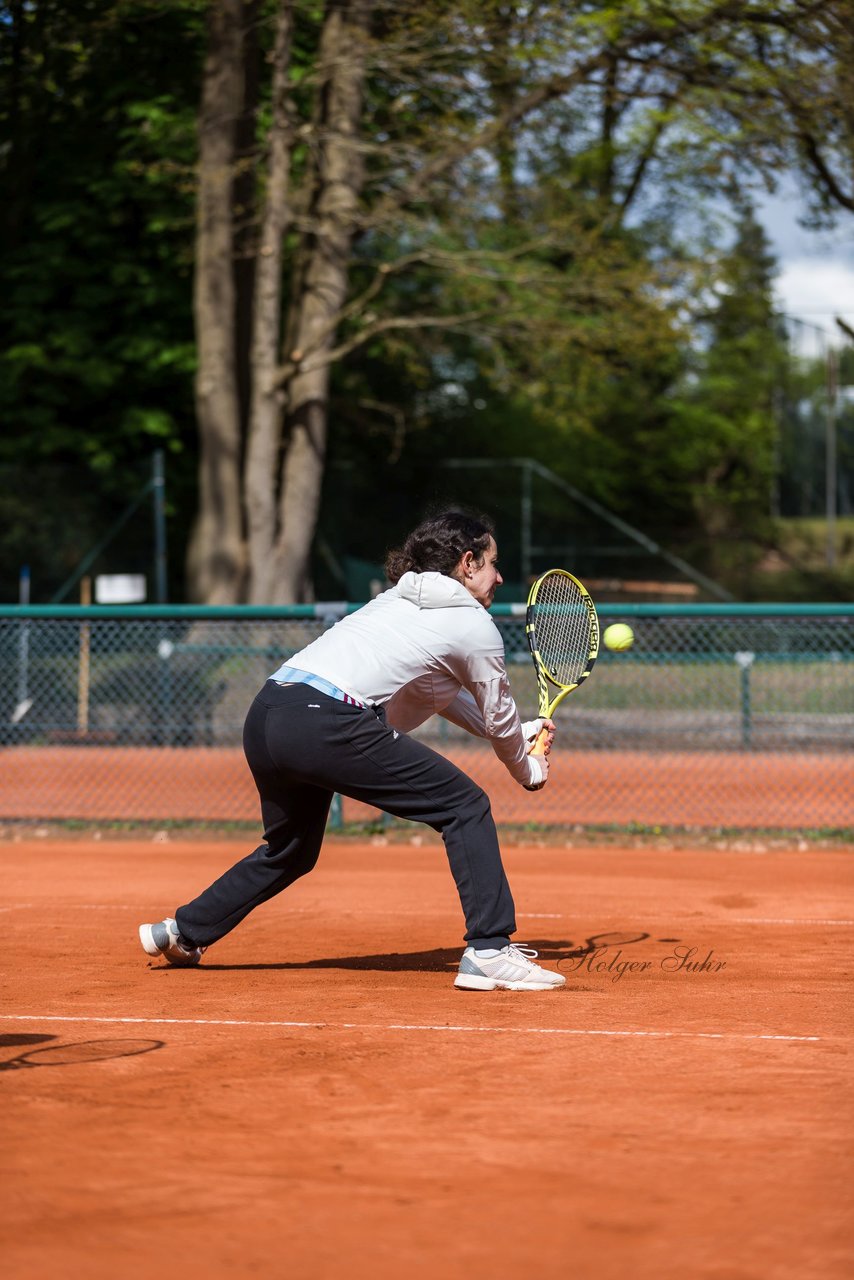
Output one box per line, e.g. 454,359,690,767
526,569,600,756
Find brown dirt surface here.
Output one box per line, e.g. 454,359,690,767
2,745,852,828
1,838,852,1279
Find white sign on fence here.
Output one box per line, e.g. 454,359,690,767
94,574,147,604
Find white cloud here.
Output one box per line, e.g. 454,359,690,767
773,260,854,355
754,183,854,352
756,176,854,256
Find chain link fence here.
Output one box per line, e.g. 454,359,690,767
1,605,852,831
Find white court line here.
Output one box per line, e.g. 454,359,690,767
520,916,854,926
0,903,139,912
2,902,852,927
732,919,854,926
0,1013,822,1043
65,905,142,911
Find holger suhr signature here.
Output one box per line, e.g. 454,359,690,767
561,944,727,983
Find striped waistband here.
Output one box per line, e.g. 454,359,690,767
272,666,368,708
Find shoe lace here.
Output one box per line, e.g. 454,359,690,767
506,944,539,963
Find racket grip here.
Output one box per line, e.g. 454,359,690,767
529,725,550,756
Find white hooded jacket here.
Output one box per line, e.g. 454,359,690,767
273,571,543,788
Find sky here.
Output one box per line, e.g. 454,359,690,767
757,184,854,358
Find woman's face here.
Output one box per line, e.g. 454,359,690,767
459,536,503,608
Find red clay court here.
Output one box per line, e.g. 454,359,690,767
1,833,852,1279
2,744,852,826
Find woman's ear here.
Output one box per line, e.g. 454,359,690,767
458,550,475,580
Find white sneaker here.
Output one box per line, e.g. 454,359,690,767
139,917,205,967
454,944,565,992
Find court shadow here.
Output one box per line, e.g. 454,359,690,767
0,1033,58,1048
0,1037,165,1072
183,930,671,974
199,938,576,974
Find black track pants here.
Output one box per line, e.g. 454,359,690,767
175,680,516,951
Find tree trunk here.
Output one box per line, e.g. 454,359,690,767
599,53,619,203
484,6,523,225
271,0,372,603
244,1,295,604
186,0,246,604
234,0,261,446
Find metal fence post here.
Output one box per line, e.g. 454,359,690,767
734,651,755,750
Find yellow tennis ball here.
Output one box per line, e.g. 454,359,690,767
604,623,634,652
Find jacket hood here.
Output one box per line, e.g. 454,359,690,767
396,571,481,610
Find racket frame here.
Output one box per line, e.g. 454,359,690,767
525,568,599,752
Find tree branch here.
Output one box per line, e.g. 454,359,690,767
618,111,670,217
283,237,568,366
362,49,616,227
778,83,854,212
361,2,802,230
276,311,487,383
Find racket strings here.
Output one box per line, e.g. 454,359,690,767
534,574,592,685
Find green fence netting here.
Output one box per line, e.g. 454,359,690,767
1,605,852,831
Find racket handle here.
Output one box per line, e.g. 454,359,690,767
530,725,550,756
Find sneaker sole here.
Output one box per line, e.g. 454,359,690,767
138,923,163,957
454,973,565,992
138,923,202,967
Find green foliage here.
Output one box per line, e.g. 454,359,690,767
627,211,791,587
316,2,853,600
2,0,851,601
0,0,202,597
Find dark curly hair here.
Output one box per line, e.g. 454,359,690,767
385,509,495,585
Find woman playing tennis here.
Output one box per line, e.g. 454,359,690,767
139,509,564,992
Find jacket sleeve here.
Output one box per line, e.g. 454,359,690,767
444,622,542,787
468,671,543,787
438,688,487,735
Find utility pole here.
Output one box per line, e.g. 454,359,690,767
520,461,533,585
152,450,168,603
782,314,841,570
826,347,838,569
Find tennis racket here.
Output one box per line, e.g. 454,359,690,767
525,569,599,756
